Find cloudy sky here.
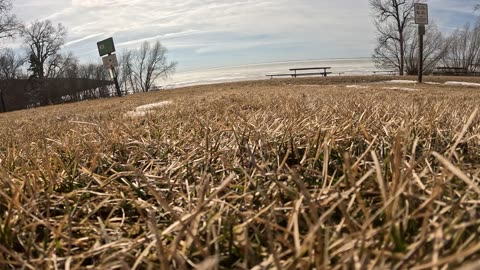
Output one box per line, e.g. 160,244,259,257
7,0,479,72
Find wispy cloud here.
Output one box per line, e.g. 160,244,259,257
64,33,106,47
10,0,479,70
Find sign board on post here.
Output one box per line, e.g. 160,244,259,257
97,37,116,57
97,37,121,97
414,3,428,25
102,54,119,69
415,3,429,84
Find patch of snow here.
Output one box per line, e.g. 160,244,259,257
424,82,442,85
135,101,173,111
386,80,418,84
346,85,369,89
383,87,417,91
444,81,480,87
125,101,173,117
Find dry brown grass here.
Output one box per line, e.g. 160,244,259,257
0,76,480,269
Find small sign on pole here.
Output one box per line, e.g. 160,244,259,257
102,54,119,69
414,3,429,25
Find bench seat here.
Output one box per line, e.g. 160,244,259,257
266,74,295,78
294,72,332,77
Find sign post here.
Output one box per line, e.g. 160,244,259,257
97,37,122,97
415,3,428,83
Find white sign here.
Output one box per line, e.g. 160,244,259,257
415,3,428,25
102,54,118,69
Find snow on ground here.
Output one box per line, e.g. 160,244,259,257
383,87,417,91
135,101,173,111
444,81,480,87
125,101,173,117
385,80,480,87
387,80,418,84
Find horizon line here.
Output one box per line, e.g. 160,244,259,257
179,57,373,73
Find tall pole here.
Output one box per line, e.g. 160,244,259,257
418,25,424,84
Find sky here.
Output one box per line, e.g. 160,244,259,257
4,0,480,72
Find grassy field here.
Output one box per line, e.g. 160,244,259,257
1,76,480,269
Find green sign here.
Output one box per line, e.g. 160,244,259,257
97,37,116,57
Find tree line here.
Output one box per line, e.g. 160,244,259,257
370,0,480,76
0,0,176,111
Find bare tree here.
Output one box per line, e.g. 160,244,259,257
77,63,112,98
118,49,135,94
405,23,447,75
0,0,19,40
441,23,480,72
0,48,25,79
0,48,25,112
130,41,176,92
46,52,78,79
21,20,67,79
370,0,419,75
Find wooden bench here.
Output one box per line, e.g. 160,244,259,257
372,70,397,75
265,73,295,79
266,67,332,79
290,67,331,77
435,67,468,76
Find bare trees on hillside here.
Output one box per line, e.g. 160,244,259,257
46,52,79,79
0,48,24,112
0,0,19,40
118,41,177,93
439,4,480,73
118,50,134,94
441,24,480,72
0,48,25,79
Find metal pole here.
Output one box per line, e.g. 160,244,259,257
418,25,424,83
